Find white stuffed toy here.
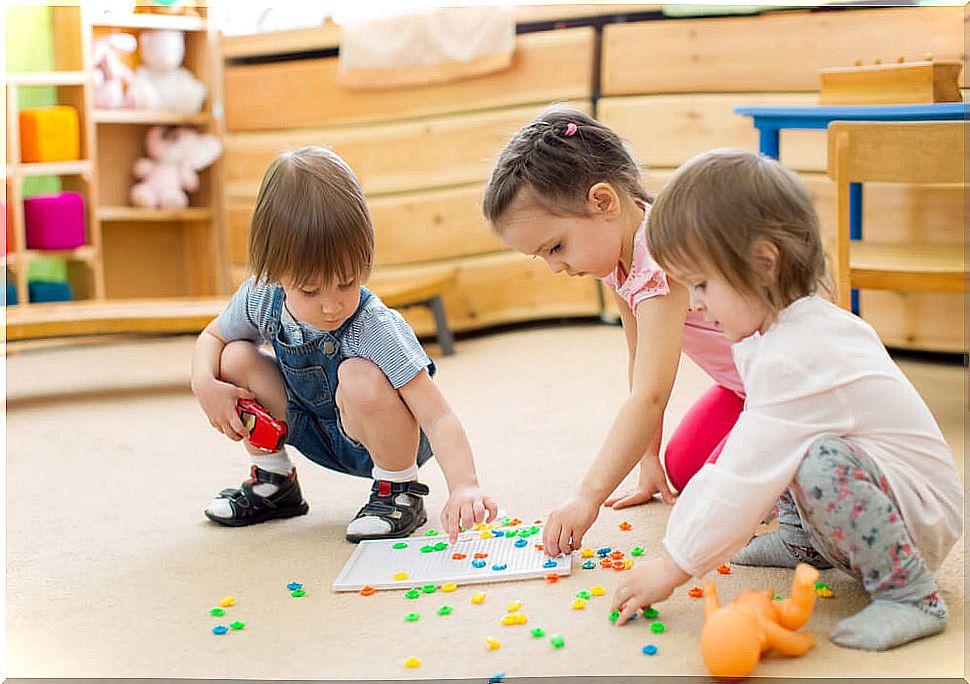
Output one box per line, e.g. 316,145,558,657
92,33,137,109
130,126,222,209
127,30,207,114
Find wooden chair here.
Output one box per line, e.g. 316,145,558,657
826,120,966,311
5,268,459,355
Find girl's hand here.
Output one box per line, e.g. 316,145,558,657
441,485,498,543
603,457,677,509
610,554,690,625
543,495,600,557
191,376,254,442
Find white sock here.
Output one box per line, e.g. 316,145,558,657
206,449,294,519
346,465,419,537
372,463,418,483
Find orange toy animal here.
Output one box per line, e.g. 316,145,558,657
700,563,819,679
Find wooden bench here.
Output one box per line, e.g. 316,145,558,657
5,268,459,355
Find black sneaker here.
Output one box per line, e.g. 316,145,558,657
345,479,429,543
204,465,309,527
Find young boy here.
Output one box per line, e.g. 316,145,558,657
191,146,497,542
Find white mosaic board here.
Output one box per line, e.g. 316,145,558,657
332,525,571,591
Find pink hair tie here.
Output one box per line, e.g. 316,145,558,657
564,122,578,137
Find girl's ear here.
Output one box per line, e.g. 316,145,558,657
752,240,780,283
586,182,621,218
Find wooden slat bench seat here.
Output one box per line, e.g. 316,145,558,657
5,268,460,355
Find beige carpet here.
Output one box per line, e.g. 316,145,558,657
5,323,966,681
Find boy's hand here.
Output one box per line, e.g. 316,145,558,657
191,376,255,442
603,457,677,509
543,495,599,557
610,554,690,625
441,485,498,542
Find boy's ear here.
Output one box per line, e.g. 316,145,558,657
752,240,780,283
587,182,621,218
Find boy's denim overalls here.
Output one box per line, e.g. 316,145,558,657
266,285,433,478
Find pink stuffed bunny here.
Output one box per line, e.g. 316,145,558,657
129,126,222,209
92,33,137,109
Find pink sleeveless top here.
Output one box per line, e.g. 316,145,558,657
600,209,745,397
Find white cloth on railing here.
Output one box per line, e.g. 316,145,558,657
337,6,515,89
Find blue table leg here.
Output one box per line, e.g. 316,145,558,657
850,182,862,314
759,128,780,160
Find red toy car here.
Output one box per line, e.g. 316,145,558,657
237,399,287,452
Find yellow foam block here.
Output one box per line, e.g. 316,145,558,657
19,106,80,163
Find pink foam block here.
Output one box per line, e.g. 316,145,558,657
23,192,86,250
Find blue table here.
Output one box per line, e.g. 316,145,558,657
735,103,969,312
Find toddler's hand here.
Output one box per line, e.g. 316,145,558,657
543,495,599,557
191,376,254,442
610,555,689,625
441,485,498,542
604,458,676,509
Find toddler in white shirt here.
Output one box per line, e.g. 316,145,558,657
610,148,962,652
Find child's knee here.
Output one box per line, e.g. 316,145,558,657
220,340,264,383
336,358,394,412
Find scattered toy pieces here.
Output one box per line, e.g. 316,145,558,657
404,657,421,668
514,538,528,548
472,592,487,604
425,530,439,536
582,560,596,570
609,609,620,623
452,553,467,560
502,612,528,625
507,600,523,612
545,573,561,583
817,587,834,598
360,586,376,597
422,584,437,594
485,636,501,650
576,590,591,600
405,589,421,599
688,586,704,598
612,560,626,571
571,598,587,610
209,608,225,617
716,564,731,575
610,550,625,560
441,582,457,593
488,672,506,683
643,607,659,619
642,644,658,655
286,582,302,591
590,585,605,596
219,596,236,607
619,521,632,531
229,621,245,630
392,542,408,550
531,627,545,638
212,625,228,635
580,548,594,558
596,547,611,557
291,589,306,598
472,560,487,568
550,634,565,649
393,572,409,581
630,546,645,557
438,605,454,615
492,563,508,571
405,612,420,622
650,622,666,633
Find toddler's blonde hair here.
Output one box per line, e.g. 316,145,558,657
647,148,828,313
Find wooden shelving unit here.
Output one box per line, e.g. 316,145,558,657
5,5,227,312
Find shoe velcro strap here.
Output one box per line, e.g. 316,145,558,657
371,479,429,497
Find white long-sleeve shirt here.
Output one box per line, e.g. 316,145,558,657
664,295,963,577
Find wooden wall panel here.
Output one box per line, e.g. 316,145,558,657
224,28,595,131
602,7,967,95
599,93,825,172
379,252,603,337
224,102,592,200
228,184,506,270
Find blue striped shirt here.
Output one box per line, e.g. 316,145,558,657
217,277,433,389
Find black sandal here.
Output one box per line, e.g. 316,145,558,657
345,479,429,543
204,466,309,527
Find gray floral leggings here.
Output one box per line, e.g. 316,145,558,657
779,436,938,603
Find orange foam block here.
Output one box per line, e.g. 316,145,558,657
19,106,80,163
